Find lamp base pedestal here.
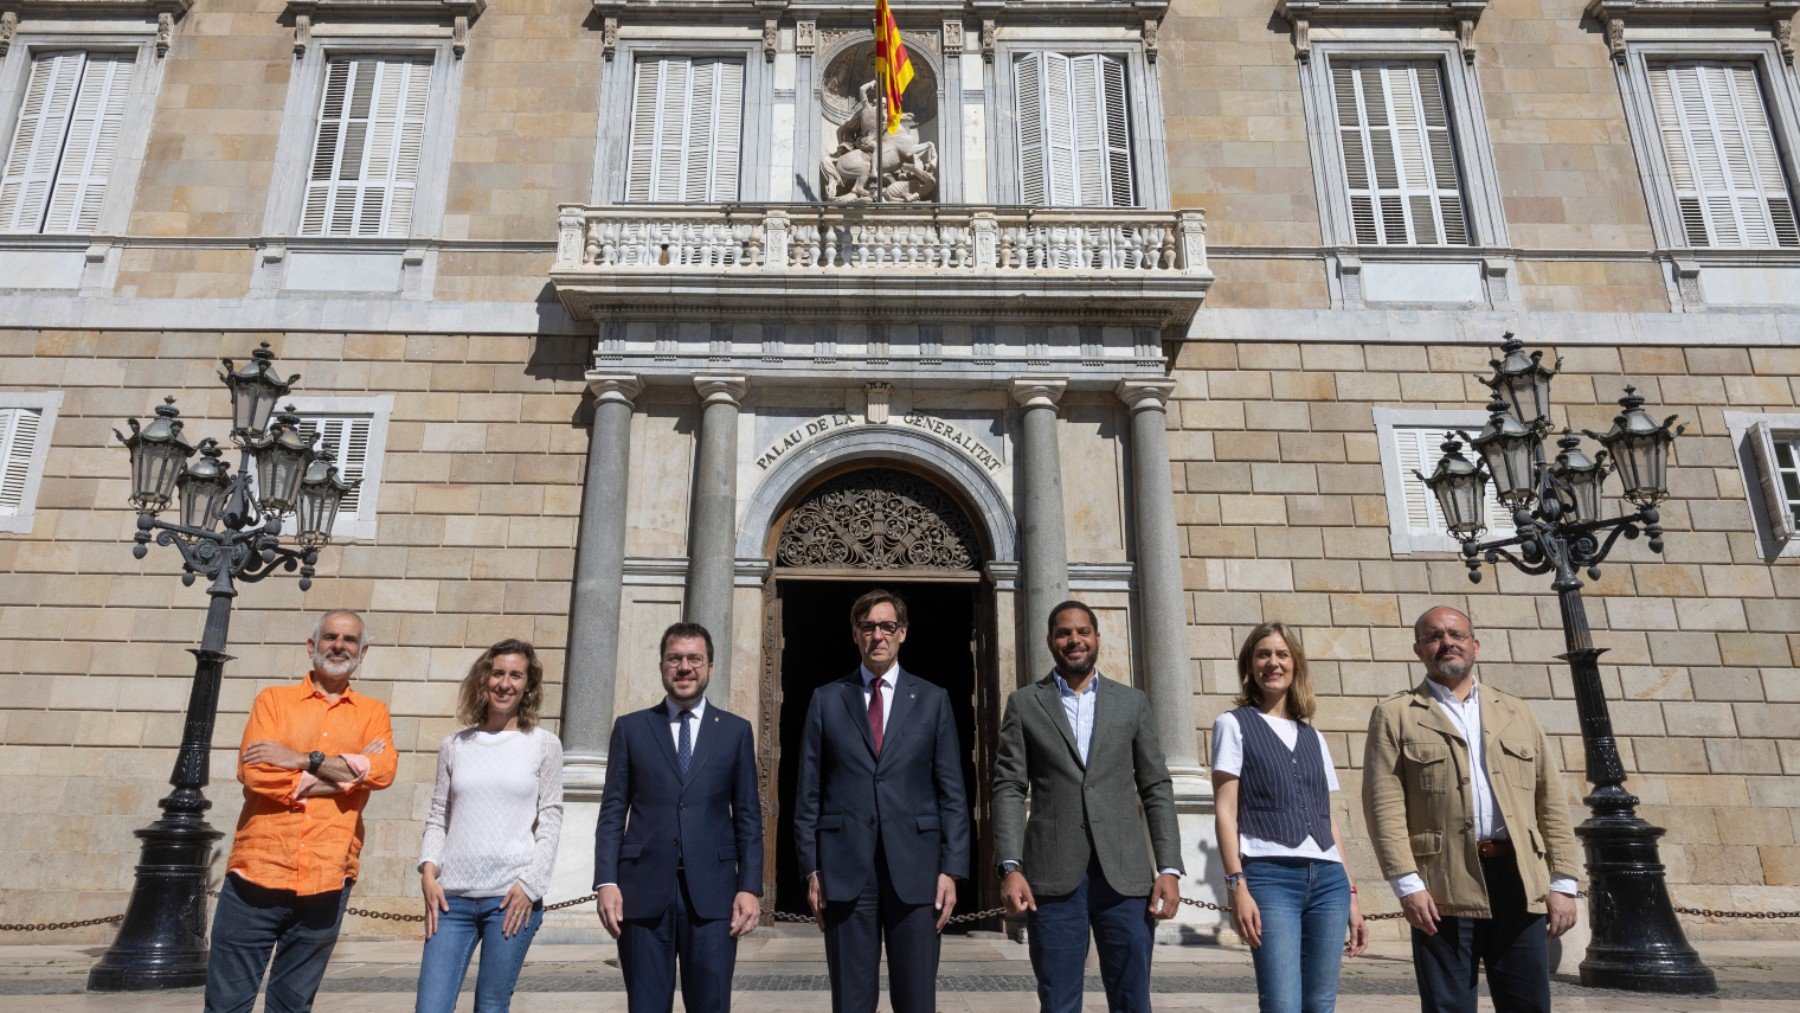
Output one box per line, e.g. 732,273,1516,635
87,813,223,992
1576,810,1716,994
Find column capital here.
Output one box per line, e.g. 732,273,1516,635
1115,377,1176,413
585,371,643,406
694,374,749,407
1010,376,1068,410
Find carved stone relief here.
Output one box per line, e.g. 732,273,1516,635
776,469,980,570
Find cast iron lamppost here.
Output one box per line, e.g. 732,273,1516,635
1418,333,1715,994
88,343,356,991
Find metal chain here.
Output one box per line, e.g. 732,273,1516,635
7,893,1797,934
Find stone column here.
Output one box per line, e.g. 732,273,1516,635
1117,378,1202,776
562,372,642,794
685,375,749,701
1011,377,1070,682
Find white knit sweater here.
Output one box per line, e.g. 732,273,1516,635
418,727,564,900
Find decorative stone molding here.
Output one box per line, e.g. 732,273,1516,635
285,0,485,58
0,0,193,57
942,18,963,56
694,374,750,408
1586,0,1799,63
585,371,643,406
1010,377,1068,411
763,17,776,61
1275,0,1487,63
775,469,981,571
1143,17,1159,63
864,382,892,424
796,18,816,56
980,18,995,62
602,14,617,59
1115,377,1175,412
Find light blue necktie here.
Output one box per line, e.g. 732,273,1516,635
677,709,693,776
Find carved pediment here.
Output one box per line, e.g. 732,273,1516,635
1584,0,1797,63
1275,0,1488,62
777,469,982,571
284,0,486,57
0,0,193,56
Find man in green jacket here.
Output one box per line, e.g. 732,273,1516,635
1363,606,1581,1013
993,600,1183,1013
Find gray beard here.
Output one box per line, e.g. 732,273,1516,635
1437,657,1472,681
312,651,361,680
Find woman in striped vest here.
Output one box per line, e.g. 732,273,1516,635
1212,622,1368,1012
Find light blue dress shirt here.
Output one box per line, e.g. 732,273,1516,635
1053,671,1098,766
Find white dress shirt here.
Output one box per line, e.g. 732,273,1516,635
1389,677,1577,900
1053,671,1098,765
666,696,707,750
859,662,898,736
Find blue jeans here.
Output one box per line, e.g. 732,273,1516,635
1244,857,1350,1013
1027,854,1155,1013
204,874,353,1013
414,893,544,1013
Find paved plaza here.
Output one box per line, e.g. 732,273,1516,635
1,931,1794,1011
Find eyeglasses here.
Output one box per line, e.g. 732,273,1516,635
661,653,709,667
854,621,903,636
1416,630,1473,645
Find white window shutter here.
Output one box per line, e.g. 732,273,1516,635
1649,62,1800,249
1099,56,1133,207
1014,53,1046,205
1042,53,1076,206
625,57,743,203
300,56,431,237
1748,421,1797,546
0,407,42,513
1070,56,1107,206
0,51,86,234
1397,425,1513,544
1333,61,1468,247
42,53,135,234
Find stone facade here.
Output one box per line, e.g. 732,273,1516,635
0,0,1796,944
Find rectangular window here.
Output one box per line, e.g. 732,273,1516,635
1647,61,1799,249
0,50,136,234
1748,419,1800,547
1375,409,1517,554
299,54,433,237
277,396,392,541
1331,61,1468,246
625,56,744,202
1014,52,1133,207
293,413,373,518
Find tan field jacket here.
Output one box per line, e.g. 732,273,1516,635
1361,680,1581,917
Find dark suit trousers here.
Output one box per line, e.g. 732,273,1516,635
618,870,737,1013
1027,853,1154,1013
823,843,940,1013
1411,855,1551,1013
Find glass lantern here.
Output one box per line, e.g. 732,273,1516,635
1417,433,1491,540
1482,332,1560,428
1548,429,1609,524
1586,386,1683,509
219,342,298,440
116,397,195,515
296,448,355,549
1468,394,1541,508
176,439,233,531
246,409,316,515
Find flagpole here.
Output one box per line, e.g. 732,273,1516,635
873,34,884,204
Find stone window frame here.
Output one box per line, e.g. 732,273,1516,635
1373,407,1517,555
285,394,393,541
591,36,772,205
1609,36,1800,310
1294,37,1515,310
987,35,1170,210
0,26,171,293
0,390,61,534
1724,409,1800,561
254,36,466,298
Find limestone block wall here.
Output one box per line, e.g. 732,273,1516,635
1168,338,1800,938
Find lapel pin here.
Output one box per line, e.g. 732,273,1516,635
909,692,917,699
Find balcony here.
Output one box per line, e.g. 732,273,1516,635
549,203,1212,331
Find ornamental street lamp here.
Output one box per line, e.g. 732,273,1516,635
88,343,357,992
1418,333,1714,994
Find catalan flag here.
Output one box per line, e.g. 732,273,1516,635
874,0,914,134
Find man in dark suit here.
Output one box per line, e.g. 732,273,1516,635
794,588,971,1013
994,600,1184,1013
595,622,763,1012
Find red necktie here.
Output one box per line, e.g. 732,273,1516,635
869,678,886,754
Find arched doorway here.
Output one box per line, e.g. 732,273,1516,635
759,465,999,928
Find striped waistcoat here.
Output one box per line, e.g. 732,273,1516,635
1231,706,1333,850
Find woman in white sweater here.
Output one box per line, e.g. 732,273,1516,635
415,639,564,1013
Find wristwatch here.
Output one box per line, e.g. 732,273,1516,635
307,750,325,775
998,860,1021,880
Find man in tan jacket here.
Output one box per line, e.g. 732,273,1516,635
1362,606,1581,1013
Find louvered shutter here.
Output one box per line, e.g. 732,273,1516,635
0,407,42,514
625,57,743,202
1749,421,1798,545
0,52,86,233
1397,426,1513,544
1333,61,1469,246
42,53,135,233
295,414,373,516
300,55,431,237
1648,61,1799,249
1015,52,1132,207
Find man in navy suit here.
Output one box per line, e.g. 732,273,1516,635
794,588,971,1013
595,622,763,1012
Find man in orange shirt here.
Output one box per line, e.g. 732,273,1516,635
204,608,397,1013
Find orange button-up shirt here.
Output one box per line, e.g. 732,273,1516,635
228,675,398,896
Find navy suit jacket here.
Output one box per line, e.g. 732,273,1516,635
593,702,764,921
793,668,970,906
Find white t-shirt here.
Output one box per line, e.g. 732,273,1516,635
1211,710,1342,864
